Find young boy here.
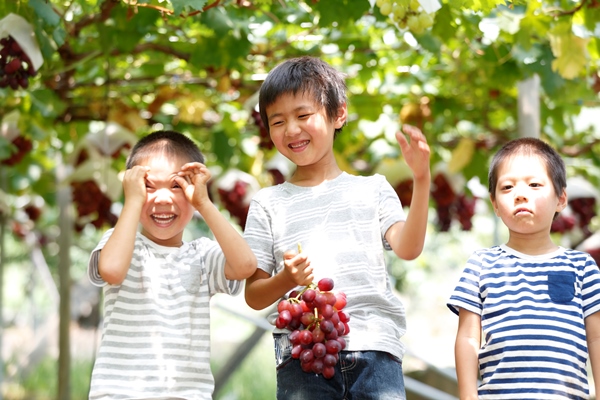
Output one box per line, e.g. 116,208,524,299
448,137,600,400
87,130,257,399
243,56,431,399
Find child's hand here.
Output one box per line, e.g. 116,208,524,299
396,124,431,180
122,165,150,206
177,162,211,210
282,249,313,287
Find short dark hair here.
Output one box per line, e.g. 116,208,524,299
488,137,566,200
258,56,347,137
125,130,204,169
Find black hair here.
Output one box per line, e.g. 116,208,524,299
125,130,204,169
488,137,566,201
258,56,347,137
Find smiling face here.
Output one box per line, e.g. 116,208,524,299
266,91,346,169
138,154,195,247
491,153,567,240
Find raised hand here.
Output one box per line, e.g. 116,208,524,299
177,162,212,210
395,124,431,180
122,165,150,207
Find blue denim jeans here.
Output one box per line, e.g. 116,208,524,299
275,345,406,400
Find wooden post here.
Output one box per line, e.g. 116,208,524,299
517,75,541,139
56,158,73,400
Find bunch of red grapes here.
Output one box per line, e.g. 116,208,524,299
217,180,250,229
276,277,350,379
1,135,33,166
0,35,37,90
251,109,274,150
71,180,118,231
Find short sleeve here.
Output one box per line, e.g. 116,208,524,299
377,174,406,251
198,237,242,297
243,197,277,276
582,254,600,318
447,252,484,316
87,228,114,287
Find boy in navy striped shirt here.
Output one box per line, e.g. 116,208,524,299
448,137,600,399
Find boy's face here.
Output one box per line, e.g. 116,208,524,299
265,91,346,167
138,154,195,247
491,154,567,238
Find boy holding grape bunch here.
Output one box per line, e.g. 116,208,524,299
243,56,431,399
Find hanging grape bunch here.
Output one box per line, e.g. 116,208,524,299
275,252,350,379
251,109,274,150
375,0,435,35
0,35,37,90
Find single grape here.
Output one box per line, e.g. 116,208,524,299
312,326,325,343
300,348,314,364
320,319,334,334
336,337,347,350
323,353,337,367
313,342,326,358
291,343,303,359
326,339,342,355
299,329,313,345
289,329,301,344
334,293,347,310
322,365,335,379
278,299,292,313
321,304,334,319
311,358,324,374
302,288,316,303
318,278,334,292
380,1,393,16
338,310,350,323
300,360,313,373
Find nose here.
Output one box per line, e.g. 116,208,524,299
154,188,174,204
513,184,528,202
286,119,301,136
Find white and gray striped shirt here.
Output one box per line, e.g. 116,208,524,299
88,229,240,399
448,245,600,399
243,172,408,360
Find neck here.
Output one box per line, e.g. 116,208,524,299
289,164,343,187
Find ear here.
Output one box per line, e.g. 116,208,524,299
333,103,348,129
490,195,499,216
556,189,568,213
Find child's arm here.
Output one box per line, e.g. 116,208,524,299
385,124,431,260
178,162,257,281
455,308,481,400
245,249,313,310
98,166,149,285
586,312,600,390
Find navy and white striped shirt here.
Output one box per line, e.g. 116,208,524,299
448,245,600,399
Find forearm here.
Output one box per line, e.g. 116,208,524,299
98,201,141,284
245,270,299,310
390,172,431,260
198,202,256,280
455,337,480,400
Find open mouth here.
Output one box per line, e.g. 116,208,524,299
151,213,176,225
289,140,309,149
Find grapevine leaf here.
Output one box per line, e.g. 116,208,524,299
448,138,475,174
171,0,208,16
549,32,589,80
311,0,371,27
28,0,61,27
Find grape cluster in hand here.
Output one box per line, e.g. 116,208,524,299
276,277,350,379
0,35,37,90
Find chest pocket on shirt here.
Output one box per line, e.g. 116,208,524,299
547,271,576,303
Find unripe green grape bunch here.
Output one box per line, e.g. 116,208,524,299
376,0,435,35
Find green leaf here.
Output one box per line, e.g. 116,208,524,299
28,0,60,26
549,32,589,80
311,0,371,27
29,89,67,118
171,0,208,16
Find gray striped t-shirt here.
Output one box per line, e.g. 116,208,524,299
87,229,240,399
243,172,408,360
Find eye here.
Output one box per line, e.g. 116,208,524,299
298,113,311,119
500,184,513,191
530,182,542,188
270,120,283,127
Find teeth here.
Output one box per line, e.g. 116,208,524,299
290,140,309,149
152,214,175,222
